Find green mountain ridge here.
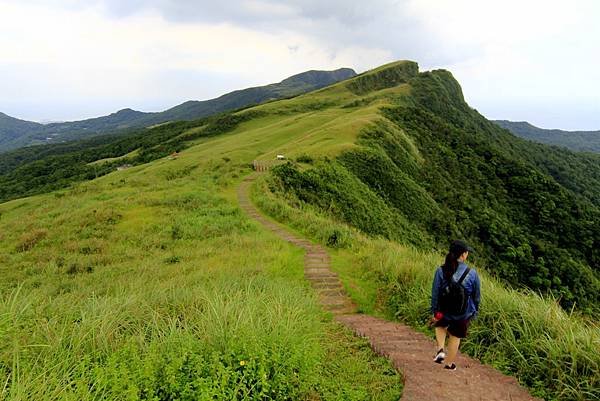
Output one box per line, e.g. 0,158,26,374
1,60,599,400
0,68,356,153
494,119,600,153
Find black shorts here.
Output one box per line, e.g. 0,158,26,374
434,317,470,338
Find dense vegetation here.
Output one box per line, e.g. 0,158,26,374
495,120,600,153
346,61,418,95
270,69,600,313
4,62,598,312
0,68,356,152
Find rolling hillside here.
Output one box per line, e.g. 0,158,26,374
495,120,600,153
1,60,599,400
0,68,356,153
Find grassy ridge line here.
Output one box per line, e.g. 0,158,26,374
251,174,600,401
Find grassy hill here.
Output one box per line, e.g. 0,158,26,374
1,60,599,400
495,120,600,153
0,68,356,153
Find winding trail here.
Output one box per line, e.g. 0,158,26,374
238,174,542,401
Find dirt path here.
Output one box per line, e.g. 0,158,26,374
238,174,542,401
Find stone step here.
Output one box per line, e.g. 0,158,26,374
305,271,338,278
325,303,356,312
330,306,357,315
307,275,340,283
311,282,344,290
319,296,352,305
305,261,330,267
305,267,333,274
317,288,346,297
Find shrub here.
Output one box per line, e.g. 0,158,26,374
295,154,314,164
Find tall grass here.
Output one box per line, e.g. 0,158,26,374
254,174,600,401
1,273,322,400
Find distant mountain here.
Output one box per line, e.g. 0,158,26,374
157,68,356,122
0,112,45,146
494,120,600,153
0,68,356,153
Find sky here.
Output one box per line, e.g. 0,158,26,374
0,0,599,130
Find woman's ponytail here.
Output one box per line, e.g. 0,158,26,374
442,251,459,280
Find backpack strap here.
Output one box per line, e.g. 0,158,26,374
457,267,471,284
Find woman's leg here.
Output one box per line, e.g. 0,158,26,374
435,326,447,350
445,335,461,366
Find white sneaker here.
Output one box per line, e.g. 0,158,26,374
434,349,445,364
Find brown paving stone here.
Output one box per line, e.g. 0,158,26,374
311,282,344,290
305,267,332,273
306,262,330,267
305,275,339,281
238,173,542,401
305,270,338,277
316,289,346,297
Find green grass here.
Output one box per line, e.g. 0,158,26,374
251,173,600,401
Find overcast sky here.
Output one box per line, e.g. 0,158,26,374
1,0,599,130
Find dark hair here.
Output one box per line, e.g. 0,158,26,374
442,240,473,279
442,249,460,280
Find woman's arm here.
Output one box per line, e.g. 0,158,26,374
431,268,441,314
472,271,481,312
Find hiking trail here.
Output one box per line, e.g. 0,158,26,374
238,173,542,401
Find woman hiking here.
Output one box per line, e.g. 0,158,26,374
430,240,481,370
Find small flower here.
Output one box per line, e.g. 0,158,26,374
239,360,246,366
